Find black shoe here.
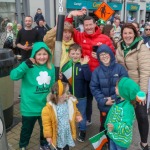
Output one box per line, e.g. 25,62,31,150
77,131,86,142
139,142,150,150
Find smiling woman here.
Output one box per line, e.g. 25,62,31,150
116,23,150,150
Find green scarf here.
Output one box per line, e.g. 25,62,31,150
122,37,142,57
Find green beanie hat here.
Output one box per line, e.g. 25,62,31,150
118,77,146,101
97,19,106,26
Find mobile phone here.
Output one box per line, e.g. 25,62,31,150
92,45,99,52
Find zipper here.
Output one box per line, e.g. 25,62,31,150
72,63,75,95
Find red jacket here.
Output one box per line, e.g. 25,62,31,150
66,17,115,71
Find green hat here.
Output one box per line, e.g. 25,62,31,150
118,77,145,101
97,19,106,26
31,42,52,59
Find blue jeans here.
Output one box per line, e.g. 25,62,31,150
77,98,87,131
110,139,127,150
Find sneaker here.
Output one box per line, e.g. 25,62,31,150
40,144,51,150
20,147,26,150
86,120,92,126
77,131,86,142
139,142,150,150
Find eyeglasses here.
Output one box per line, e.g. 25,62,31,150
99,53,109,57
145,29,150,31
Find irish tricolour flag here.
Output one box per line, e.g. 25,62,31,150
61,60,72,85
89,131,108,150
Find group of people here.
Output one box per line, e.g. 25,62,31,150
9,7,150,150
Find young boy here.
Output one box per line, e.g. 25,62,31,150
60,43,91,142
105,77,146,150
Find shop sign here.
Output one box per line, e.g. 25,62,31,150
66,0,101,10
107,2,122,10
127,3,140,11
66,0,121,10
146,3,150,11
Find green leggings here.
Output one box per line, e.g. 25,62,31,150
19,116,47,148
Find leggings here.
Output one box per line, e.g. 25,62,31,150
135,101,149,143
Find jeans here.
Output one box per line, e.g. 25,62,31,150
77,98,87,131
86,82,93,122
110,139,127,150
19,116,47,148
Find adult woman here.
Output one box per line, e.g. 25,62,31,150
116,23,150,150
44,21,74,70
132,22,141,36
1,22,15,49
142,23,150,44
103,24,116,49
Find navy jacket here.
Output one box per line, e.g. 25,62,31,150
90,44,128,112
142,35,150,44
62,62,91,99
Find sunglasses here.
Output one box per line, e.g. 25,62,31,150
145,29,150,31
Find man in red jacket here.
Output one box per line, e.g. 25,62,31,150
66,10,115,128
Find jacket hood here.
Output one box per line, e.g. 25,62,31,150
31,42,52,60
96,44,115,67
118,77,140,101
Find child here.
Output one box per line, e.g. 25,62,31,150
42,80,82,150
34,8,44,25
90,44,128,132
10,42,55,150
105,77,146,150
60,43,91,142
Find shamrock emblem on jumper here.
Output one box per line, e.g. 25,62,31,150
36,71,51,87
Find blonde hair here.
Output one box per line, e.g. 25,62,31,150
64,21,73,34
49,81,69,105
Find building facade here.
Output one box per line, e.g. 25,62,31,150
0,0,149,28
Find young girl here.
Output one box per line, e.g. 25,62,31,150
10,42,55,150
105,77,146,150
42,80,82,150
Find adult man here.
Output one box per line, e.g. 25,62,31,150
66,11,115,132
35,19,50,41
16,16,40,61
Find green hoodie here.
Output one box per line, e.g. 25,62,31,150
104,77,141,148
10,42,55,116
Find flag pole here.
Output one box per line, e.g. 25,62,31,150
54,0,67,80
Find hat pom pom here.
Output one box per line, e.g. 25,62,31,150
136,91,146,102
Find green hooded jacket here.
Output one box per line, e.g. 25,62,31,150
104,77,141,148
10,42,55,116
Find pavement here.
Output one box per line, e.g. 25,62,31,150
5,80,150,150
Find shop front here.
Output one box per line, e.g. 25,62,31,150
146,3,150,22
66,0,122,21
126,3,140,23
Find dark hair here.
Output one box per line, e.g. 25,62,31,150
132,22,140,28
121,23,139,39
49,81,69,105
103,25,117,48
68,43,82,53
103,24,114,36
83,16,96,24
37,8,41,11
25,16,33,20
